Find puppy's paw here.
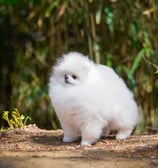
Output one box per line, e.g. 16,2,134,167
63,136,74,142
116,129,132,140
81,140,92,146
116,134,128,140
63,136,78,143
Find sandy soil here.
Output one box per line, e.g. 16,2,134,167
0,125,158,168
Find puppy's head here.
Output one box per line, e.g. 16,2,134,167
63,73,80,85
53,52,92,86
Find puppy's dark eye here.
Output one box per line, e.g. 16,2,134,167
72,75,77,79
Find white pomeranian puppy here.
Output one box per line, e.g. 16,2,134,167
49,52,139,146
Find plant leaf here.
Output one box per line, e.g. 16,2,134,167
131,49,144,75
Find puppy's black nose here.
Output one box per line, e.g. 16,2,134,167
65,74,68,80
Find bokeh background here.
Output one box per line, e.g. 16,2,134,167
0,0,158,133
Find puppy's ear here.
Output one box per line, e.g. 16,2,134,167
83,63,91,73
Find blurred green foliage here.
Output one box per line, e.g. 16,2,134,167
0,0,158,133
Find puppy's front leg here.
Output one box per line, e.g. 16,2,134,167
81,121,104,146
62,123,80,143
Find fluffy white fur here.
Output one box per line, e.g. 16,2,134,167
49,52,139,146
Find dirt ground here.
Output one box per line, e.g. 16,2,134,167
0,125,158,168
